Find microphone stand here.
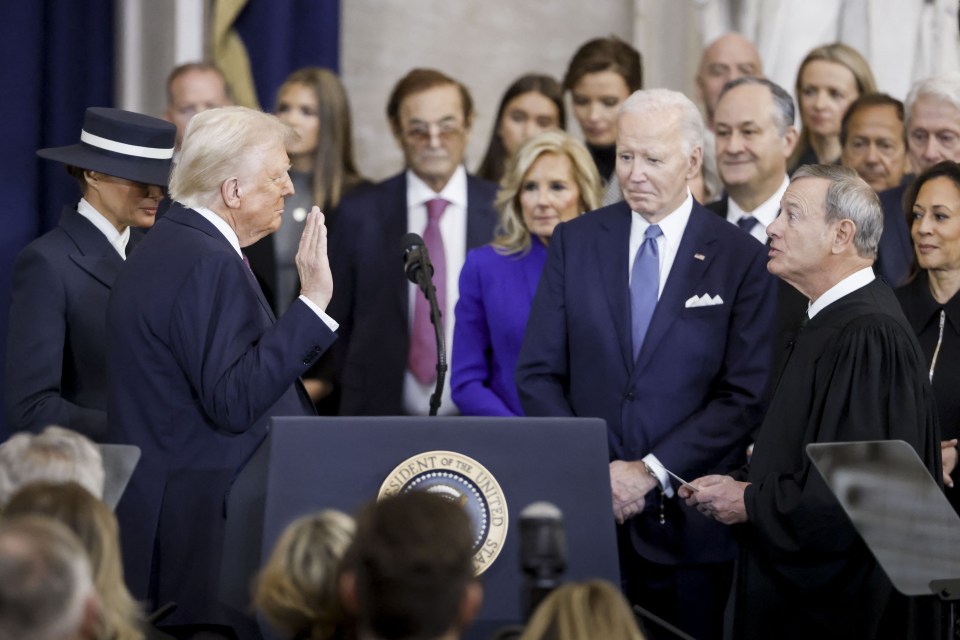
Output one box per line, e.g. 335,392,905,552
414,251,446,417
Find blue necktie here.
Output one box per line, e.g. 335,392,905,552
737,215,759,234
630,224,662,361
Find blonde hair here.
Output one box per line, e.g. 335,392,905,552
790,43,877,169
493,130,602,255
169,106,294,209
275,68,366,209
519,580,646,640
254,510,355,640
3,482,144,640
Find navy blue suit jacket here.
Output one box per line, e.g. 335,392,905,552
451,240,547,416
5,207,134,440
327,171,497,415
106,203,335,626
875,180,913,287
516,200,776,564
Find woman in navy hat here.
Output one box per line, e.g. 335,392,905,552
5,107,175,440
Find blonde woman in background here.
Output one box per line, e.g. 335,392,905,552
452,131,601,416
254,510,355,640
789,43,877,171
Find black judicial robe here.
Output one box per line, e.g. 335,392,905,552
729,278,941,640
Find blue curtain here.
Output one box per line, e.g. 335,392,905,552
233,0,340,110
0,1,115,439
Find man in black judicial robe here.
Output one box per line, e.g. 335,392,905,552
681,164,942,640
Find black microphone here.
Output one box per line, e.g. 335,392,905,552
519,501,566,620
401,232,433,286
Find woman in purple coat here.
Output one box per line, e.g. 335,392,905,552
452,131,602,416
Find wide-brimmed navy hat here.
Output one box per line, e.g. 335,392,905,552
37,107,176,187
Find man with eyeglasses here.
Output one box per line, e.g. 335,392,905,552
326,68,498,416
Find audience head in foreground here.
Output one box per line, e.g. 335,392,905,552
255,509,356,640
0,426,104,506
0,515,100,640
342,492,481,640
3,482,143,640
519,579,646,640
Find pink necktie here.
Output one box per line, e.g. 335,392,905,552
408,198,448,384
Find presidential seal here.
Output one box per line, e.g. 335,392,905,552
378,451,508,574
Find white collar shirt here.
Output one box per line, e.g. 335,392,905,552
404,166,469,416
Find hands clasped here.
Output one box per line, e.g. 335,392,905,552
610,460,659,524
679,474,749,525
296,206,334,310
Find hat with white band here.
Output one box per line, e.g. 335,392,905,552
37,107,176,187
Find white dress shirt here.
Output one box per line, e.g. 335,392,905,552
808,266,875,320
77,198,129,259
627,190,695,495
726,176,789,244
190,204,338,331
403,166,468,416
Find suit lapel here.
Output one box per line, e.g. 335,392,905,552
383,176,411,326
465,175,497,249
59,207,125,289
596,204,635,372
166,203,277,321
632,205,716,376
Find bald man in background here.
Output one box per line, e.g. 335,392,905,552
695,33,763,203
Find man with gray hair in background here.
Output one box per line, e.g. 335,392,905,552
683,165,941,638
107,106,338,637
876,73,960,286
0,425,104,505
0,516,101,640
517,88,776,639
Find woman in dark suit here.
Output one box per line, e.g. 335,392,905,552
5,107,175,439
895,160,960,514
452,131,601,416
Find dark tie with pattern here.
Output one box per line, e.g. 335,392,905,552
630,224,663,361
737,215,759,235
408,198,449,384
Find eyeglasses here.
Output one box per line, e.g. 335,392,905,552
402,120,465,145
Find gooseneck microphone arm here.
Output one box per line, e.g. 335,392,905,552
401,233,446,416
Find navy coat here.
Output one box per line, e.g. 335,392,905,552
327,171,497,415
6,207,133,439
106,203,335,626
516,200,777,565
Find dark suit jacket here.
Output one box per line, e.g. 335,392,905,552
327,171,498,415
516,201,777,565
707,197,809,398
451,240,547,417
106,203,335,627
875,179,914,287
5,206,134,440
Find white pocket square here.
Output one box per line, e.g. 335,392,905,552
684,293,724,308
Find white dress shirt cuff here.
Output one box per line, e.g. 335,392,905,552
642,454,675,498
298,295,339,332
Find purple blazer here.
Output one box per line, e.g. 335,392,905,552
452,239,547,416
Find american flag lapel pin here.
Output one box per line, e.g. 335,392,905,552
694,253,705,261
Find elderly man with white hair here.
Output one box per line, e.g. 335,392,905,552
106,106,338,636
0,426,104,505
517,88,777,640
875,74,960,287
683,164,940,638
